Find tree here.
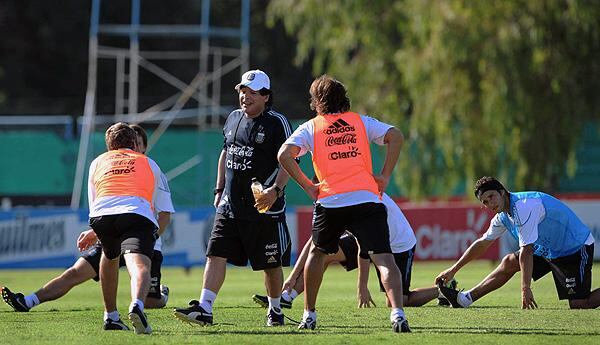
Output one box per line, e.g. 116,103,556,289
268,0,600,199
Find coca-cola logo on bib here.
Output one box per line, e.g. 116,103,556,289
326,133,357,146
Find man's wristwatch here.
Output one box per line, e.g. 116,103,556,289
273,185,284,198
213,188,224,195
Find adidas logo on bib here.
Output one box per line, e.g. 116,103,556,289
324,119,355,135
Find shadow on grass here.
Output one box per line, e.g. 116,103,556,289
157,325,600,337
410,326,600,336
423,305,573,310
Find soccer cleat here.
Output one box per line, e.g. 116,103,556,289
437,279,458,306
252,294,292,309
298,317,316,330
437,281,463,308
252,294,269,308
128,304,152,334
160,284,170,305
437,296,451,306
266,307,284,326
173,300,213,326
103,318,130,331
160,284,169,297
1,286,30,312
392,317,411,333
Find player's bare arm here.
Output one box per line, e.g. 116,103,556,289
519,244,537,309
77,229,98,252
375,127,403,194
278,144,318,200
213,149,226,208
357,256,375,308
435,238,494,284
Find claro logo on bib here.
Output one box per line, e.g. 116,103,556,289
328,146,361,160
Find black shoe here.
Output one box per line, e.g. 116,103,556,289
128,304,152,334
437,279,457,306
103,318,130,331
392,317,411,333
1,287,30,312
266,307,284,326
437,282,463,308
298,316,316,330
437,296,451,306
173,300,213,326
252,294,293,309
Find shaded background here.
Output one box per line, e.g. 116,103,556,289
0,0,599,208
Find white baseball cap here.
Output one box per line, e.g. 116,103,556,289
235,69,270,91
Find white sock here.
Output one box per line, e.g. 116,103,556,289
303,309,317,322
457,291,473,307
200,288,217,313
281,290,292,302
390,308,405,322
130,299,144,312
24,294,40,309
268,296,281,311
289,289,299,300
104,310,120,321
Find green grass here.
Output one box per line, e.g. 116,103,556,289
1,261,599,344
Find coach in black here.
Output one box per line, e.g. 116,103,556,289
174,69,293,327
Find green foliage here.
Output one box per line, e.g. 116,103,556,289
1,263,600,344
268,0,600,198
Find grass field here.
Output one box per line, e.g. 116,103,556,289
1,261,599,344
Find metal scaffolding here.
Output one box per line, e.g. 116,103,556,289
71,0,250,209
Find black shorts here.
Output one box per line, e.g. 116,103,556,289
312,202,391,255
206,212,291,271
374,246,415,295
338,233,359,271
82,245,163,298
529,244,594,300
89,213,157,260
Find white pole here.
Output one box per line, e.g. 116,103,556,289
71,0,101,210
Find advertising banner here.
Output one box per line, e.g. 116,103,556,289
296,204,498,261
400,204,498,260
0,208,297,269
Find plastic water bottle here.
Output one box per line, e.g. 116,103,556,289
251,178,269,213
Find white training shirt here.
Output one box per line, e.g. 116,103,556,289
481,197,594,246
284,115,394,208
153,172,175,252
87,151,165,228
382,193,417,253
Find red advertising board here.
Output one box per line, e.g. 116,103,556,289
400,203,497,260
296,203,499,261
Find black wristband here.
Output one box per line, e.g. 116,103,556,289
274,185,284,197
213,188,224,195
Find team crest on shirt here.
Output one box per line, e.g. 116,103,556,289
255,131,265,143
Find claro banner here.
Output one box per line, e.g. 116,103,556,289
296,198,600,261
0,199,598,269
296,204,499,261
400,204,498,261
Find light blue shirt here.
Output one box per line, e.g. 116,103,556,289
495,192,591,259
